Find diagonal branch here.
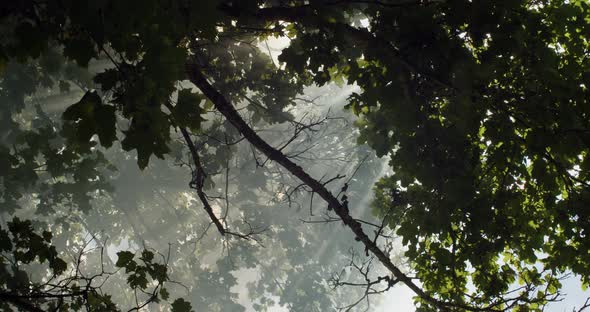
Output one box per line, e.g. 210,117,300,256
166,103,266,243
178,126,226,235
185,64,471,311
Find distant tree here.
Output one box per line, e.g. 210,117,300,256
1,0,590,311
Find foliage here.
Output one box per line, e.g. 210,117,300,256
1,0,590,311
0,218,184,312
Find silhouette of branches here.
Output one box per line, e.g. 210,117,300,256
329,249,398,312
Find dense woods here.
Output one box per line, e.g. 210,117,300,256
1,0,590,311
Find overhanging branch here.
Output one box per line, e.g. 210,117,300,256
185,64,472,311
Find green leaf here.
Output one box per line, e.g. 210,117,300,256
94,104,117,147
0,229,12,252
150,263,168,283
42,230,52,242
14,22,47,59
50,258,67,275
141,249,154,262
173,89,206,131
121,108,171,169
63,36,96,67
160,288,170,301
93,68,120,91
115,251,135,268
171,298,193,312
62,91,117,149
128,271,149,289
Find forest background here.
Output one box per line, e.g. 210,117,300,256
1,1,590,311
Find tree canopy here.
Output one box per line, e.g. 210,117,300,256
1,0,590,311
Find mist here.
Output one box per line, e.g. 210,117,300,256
2,2,590,311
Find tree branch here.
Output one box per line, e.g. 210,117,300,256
185,64,470,311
